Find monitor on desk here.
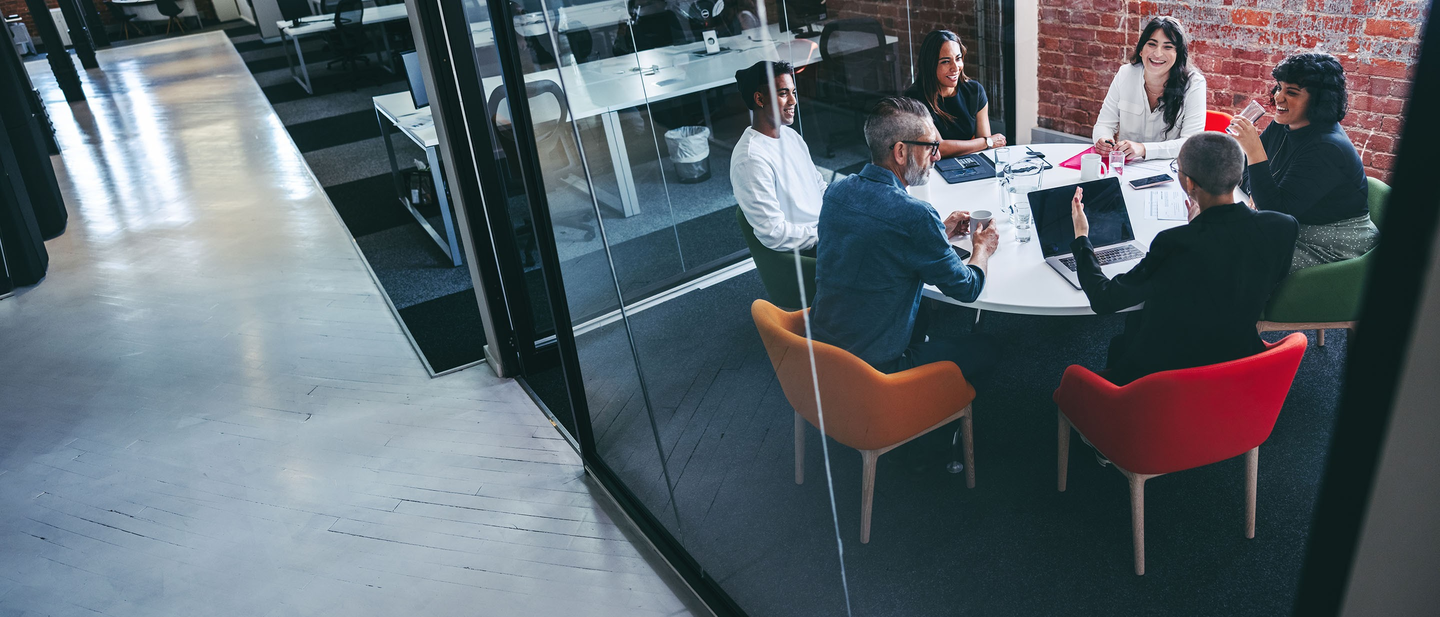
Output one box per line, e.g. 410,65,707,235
277,0,312,23
779,0,826,38
401,52,428,109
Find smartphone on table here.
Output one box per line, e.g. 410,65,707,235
1128,174,1173,190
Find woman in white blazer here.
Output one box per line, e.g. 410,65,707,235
1093,17,1207,161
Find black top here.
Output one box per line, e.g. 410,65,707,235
904,80,988,141
1071,203,1299,385
1243,122,1369,225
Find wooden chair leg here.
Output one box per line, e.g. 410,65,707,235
1057,411,1071,492
961,407,976,489
794,412,805,485
1245,446,1259,539
1127,471,1150,575
860,450,879,544
1318,329,1326,346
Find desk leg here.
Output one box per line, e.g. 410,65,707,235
428,146,463,267
378,109,406,202
379,23,396,73
288,33,313,95
600,110,641,217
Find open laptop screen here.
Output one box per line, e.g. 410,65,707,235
1028,177,1135,258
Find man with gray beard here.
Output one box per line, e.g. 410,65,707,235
810,97,1000,382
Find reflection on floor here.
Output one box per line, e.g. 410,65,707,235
4,32,698,616
569,269,1344,616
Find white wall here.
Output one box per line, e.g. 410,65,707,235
1013,0,1037,146
1340,195,1440,614
213,0,243,23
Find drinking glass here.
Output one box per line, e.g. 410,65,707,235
994,147,1012,187
1013,206,1033,243
1227,100,1267,135
1108,150,1125,176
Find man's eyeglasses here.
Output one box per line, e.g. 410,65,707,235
900,140,941,157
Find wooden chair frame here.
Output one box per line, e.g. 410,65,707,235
1058,411,1258,575
795,404,974,544
1257,320,1355,347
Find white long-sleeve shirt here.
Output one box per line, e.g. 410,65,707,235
731,126,827,252
1092,63,1207,161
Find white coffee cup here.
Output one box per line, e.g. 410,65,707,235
1080,153,1103,181
970,209,994,232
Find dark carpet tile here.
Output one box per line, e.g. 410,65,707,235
287,109,383,152
323,173,414,236
552,270,1343,617
231,39,272,53
246,50,335,74
262,72,404,105
225,25,259,37
396,289,486,372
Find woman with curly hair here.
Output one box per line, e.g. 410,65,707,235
1230,52,1374,272
1092,17,1207,161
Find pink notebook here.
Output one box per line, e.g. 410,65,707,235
1060,146,1098,170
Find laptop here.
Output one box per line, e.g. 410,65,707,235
1028,177,1147,289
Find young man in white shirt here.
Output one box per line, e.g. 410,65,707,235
730,61,828,253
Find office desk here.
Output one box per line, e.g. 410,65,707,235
278,4,406,94
481,26,895,217
921,143,1191,316
373,93,462,267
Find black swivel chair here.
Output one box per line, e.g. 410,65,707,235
816,18,897,156
487,81,597,241
327,0,371,73
156,0,186,34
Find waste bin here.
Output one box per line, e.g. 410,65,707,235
664,126,711,183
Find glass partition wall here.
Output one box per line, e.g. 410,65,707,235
435,0,1341,614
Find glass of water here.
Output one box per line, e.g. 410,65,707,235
1108,150,1125,176
994,147,1012,187
1013,206,1033,243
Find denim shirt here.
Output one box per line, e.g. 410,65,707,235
811,164,986,368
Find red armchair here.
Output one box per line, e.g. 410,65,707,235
1052,333,1308,575
1204,110,1234,132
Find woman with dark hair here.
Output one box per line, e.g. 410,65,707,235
904,30,1006,157
1092,17,1206,161
1230,52,1374,272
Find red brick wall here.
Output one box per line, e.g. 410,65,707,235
1036,0,1429,181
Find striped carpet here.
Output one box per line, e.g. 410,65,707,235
224,22,486,373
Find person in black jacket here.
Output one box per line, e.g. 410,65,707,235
1069,132,1298,385
1230,52,1374,272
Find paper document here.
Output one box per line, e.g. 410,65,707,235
1147,192,1189,221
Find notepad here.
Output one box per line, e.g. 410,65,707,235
1147,192,1188,221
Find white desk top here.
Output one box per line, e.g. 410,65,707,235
919,143,1192,316
374,92,437,148
279,3,407,36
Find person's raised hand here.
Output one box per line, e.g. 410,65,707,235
971,218,999,257
1071,187,1089,238
944,210,972,239
1229,116,1266,162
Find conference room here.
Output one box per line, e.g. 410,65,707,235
272,0,1429,614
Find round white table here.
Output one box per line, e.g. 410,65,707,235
914,142,1191,316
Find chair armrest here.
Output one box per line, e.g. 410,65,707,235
1264,251,1372,323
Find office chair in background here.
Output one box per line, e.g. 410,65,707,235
816,18,896,157
156,0,186,34
102,3,143,40
327,0,371,73
487,81,597,241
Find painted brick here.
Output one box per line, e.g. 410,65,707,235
1364,18,1418,39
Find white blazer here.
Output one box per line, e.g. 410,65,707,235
1092,63,1207,160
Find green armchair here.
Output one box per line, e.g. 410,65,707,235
1258,177,1388,346
736,207,817,310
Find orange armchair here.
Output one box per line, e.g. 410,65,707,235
752,300,977,543
1204,110,1234,132
1053,333,1307,574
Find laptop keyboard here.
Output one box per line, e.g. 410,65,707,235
1059,244,1143,271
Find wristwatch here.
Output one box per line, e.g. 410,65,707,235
985,135,994,149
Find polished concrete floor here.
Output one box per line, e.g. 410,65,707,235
1,33,700,616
